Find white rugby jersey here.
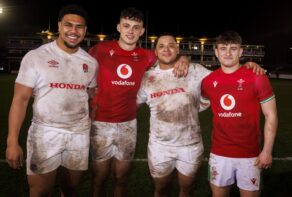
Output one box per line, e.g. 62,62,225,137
137,63,211,146
16,41,98,133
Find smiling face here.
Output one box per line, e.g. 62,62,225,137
57,14,87,53
215,43,243,72
117,17,145,50
214,31,243,73
155,35,179,69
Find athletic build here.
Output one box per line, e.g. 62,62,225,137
89,8,188,197
6,5,97,196
137,33,211,197
201,31,277,197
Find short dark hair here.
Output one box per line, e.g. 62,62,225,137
215,31,242,48
158,32,175,38
120,7,144,23
156,32,176,45
58,4,89,24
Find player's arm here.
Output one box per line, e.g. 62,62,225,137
199,96,210,112
136,96,147,110
87,87,97,99
6,83,33,169
89,87,98,120
147,50,190,77
243,62,266,75
255,98,278,169
199,78,211,112
136,84,147,108
87,87,98,120
173,55,190,77
87,63,98,119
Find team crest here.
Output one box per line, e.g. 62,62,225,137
213,81,218,88
82,64,88,73
237,78,245,90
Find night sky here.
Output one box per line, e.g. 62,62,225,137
1,0,292,66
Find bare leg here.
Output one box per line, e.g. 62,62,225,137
210,183,231,197
239,189,260,197
112,158,132,197
177,172,195,197
91,159,112,197
59,166,83,197
28,169,57,197
153,172,173,197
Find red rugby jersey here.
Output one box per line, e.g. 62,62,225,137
201,66,274,157
89,41,156,122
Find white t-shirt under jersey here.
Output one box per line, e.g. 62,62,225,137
137,63,211,146
16,41,98,133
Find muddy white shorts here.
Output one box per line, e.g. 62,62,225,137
148,138,204,178
208,153,262,191
26,123,89,175
90,119,137,161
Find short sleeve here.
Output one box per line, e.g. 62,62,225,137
136,85,148,105
15,51,38,88
146,49,157,69
254,74,275,103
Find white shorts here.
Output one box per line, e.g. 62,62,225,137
90,119,137,161
27,123,89,175
208,153,262,191
148,139,204,178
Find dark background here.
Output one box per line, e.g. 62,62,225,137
1,0,292,66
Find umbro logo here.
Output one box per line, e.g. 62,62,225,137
48,60,59,68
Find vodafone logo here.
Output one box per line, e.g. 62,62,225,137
220,94,236,110
117,64,132,79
